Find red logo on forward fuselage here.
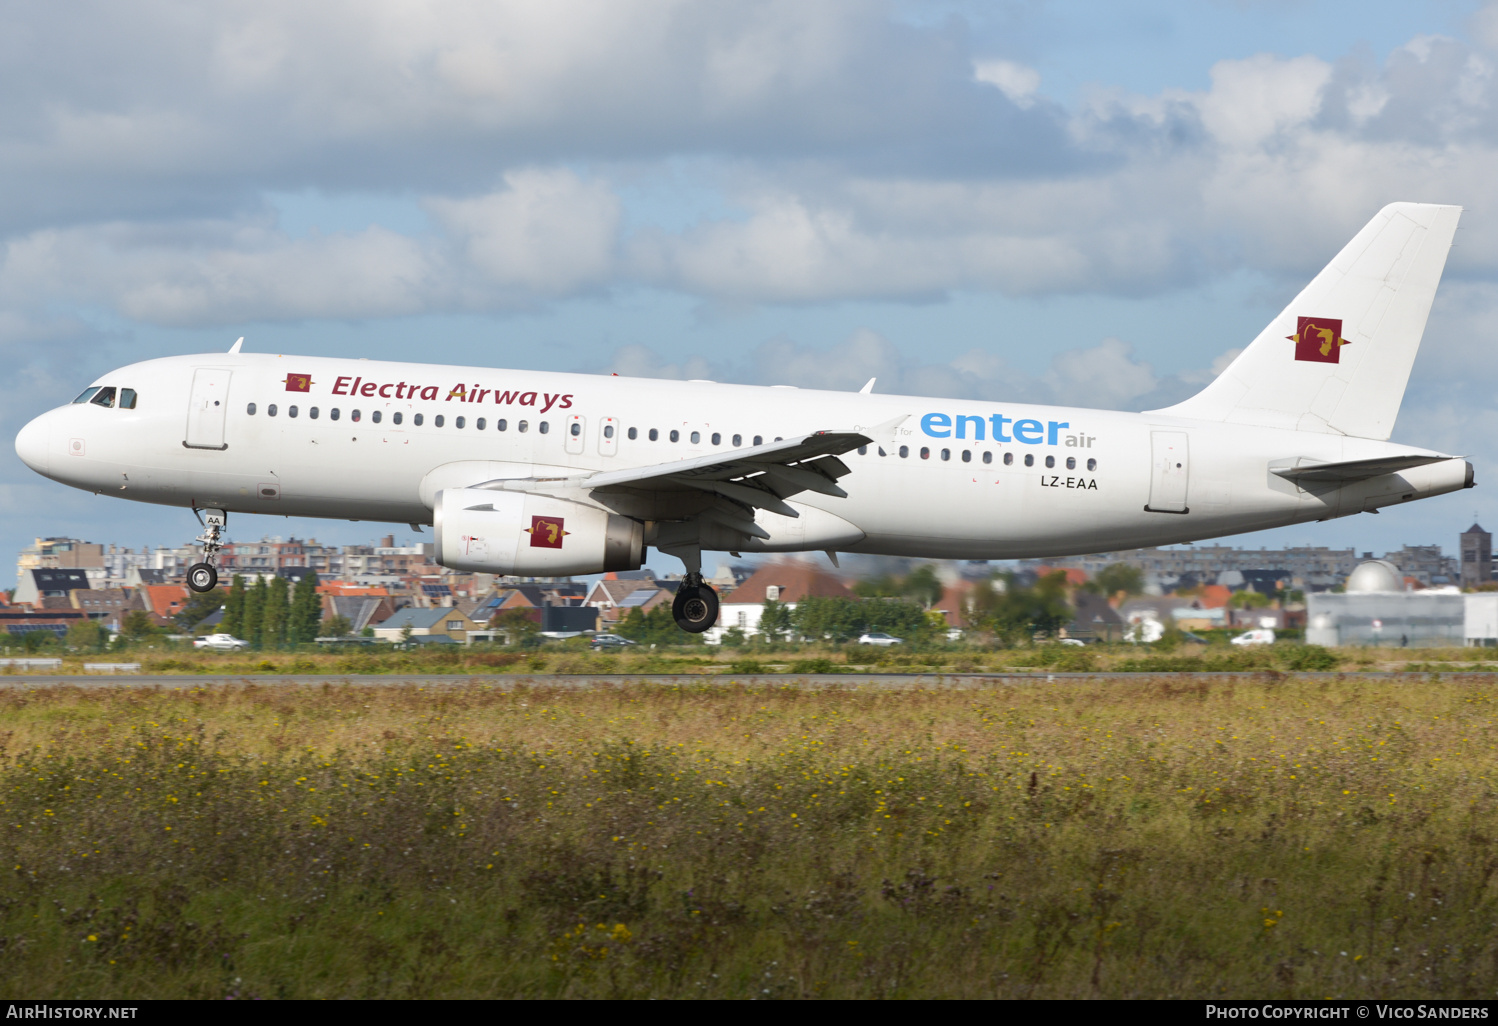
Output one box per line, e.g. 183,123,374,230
526,516,567,549
1287,318,1350,364
284,373,313,392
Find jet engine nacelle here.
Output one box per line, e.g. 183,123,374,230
433,488,644,575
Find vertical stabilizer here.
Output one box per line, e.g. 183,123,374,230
1150,202,1460,440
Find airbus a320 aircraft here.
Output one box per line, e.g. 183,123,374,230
14,202,1472,632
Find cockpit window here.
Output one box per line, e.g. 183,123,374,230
89,387,117,408
72,387,101,404
119,388,137,410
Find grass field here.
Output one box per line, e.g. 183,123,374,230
1,675,1496,998
11,637,1498,677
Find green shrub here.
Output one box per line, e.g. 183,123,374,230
1277,644,1341,671
1049,648,1097,672
789,658,837,674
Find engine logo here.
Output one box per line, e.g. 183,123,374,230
283,373,314,392
1286,317,1350,363
526,515,568,548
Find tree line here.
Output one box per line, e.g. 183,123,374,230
218,574,325,648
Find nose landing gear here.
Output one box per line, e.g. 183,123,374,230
186,508,227,593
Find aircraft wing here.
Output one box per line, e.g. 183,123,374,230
1271,454,1450,483
582,430,868,517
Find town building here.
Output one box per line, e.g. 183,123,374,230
1064,592,1126,642
372,607,487,644
69,588,146,631
14,568,92,606
1306,561,1464,648
1460,524,1493,589
704,561,854,643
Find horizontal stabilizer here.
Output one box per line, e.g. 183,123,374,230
1271,454,1449,483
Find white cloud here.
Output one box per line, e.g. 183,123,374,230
598,329,1217,413
426,169,621,297
973,60,1041,108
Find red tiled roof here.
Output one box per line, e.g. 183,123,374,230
721,562,852,605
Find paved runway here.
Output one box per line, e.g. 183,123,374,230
0,670,1493,689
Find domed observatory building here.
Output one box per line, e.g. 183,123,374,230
1306,560,1465,648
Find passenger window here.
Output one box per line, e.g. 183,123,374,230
690,431,700,444
940,449,950,461
246,403,256,416
393,412,404,426
455,416,464,429
90,387,117,408
309,407,319,420
1044,455,1054,469
351,409,360,422
961,450,971,463
1024,454,1034,467
570,422,581,436
268,404,278,417
603,424,614,438
496,419,506,431
711,432,720,445
670,430,679,443
413,413,423,426
1087,458,1097,471
288,405,299,418
119,388,137,410
72,387,101,404
1066,456,1075,470
982,452,992,465
920,447,930,460
753,435,763,446
476,417,485,430
372,410,382,424
627,427,637,440
899,445,909,458
519,421,529,433
1004,452,1013,466
330,408,341,421
732,434,742,446
539,422,549,434
434,415,443,427
649,428,658,441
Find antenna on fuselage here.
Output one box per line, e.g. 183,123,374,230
228,337,244,354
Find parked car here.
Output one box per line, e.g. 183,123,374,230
1058,638,1087,647
590,634,637,650
1231,628,1276,647
194,633,249,651
857,632,903,646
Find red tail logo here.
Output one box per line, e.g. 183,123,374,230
1287,318,1350,364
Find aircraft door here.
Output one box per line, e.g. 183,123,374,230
1145,430,1189,513
565,414,586,455
599,416,619,456
185,368,233,450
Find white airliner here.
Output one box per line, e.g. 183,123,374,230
14,203,1472,632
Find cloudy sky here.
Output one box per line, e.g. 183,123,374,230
5,0,1498,578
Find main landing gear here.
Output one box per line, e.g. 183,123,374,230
672,573,719,633
186,508,227,593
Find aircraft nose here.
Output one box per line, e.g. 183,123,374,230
15,412,50,476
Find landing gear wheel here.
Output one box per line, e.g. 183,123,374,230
672,583,719,633
187,562,218,593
